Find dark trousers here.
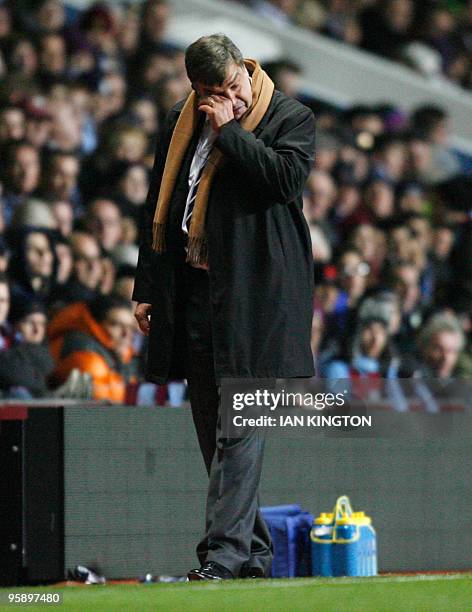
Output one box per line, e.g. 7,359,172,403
182,264,273,577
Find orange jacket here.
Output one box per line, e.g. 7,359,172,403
48,302,136,402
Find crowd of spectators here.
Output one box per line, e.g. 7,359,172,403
243,0,472,90
0,0,470,408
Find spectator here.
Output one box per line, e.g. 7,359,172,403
371,135,407,184
303,169,337,246
48,294,140,401
389,260,426,353
8,226,58,304
0,5,12,50
23,98,53,149
113,264,136,302
35,0,66,35
113,162,149,223
54,236,73,288
1,142,41,224
41,152,82,210
360,0,413,60
314,131,340,173
263,59,301,98
321,248,370,360
136,0,171,59
81,125,148,200
86,198,123,253
398,182,429,216
418,312,465,378
322,0,362,46
0,105,26,143
0,299,54,398
410,105,460,184
128,97,159,137
5,37,39,79
51,231,103,306
420,6,458,72
47,99,83,152
323,316,398,380
94,72,127,124
50,199,74,237
116,4,140,61
350,223,386,283
38,33,68,88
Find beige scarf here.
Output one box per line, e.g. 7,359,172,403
151,59,274,266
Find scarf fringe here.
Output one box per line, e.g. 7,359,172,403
152,222,166,252
186,235,208,266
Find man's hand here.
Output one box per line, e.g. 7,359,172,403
198,95,234,132
135,302,152,336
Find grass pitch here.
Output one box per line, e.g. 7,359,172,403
1,574,471,611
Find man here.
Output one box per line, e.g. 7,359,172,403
0,299,54,399
41,152,82,210
419,313,465,379
48,294,139,402
133,34,315,581
390,260,425,354
0,105,25,143
49,231,103,307
86,198,123,253
2,141,41,224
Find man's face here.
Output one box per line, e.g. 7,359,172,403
193,62,252,122
52,201,74,237
16,312,47,344
40,34,66,73
88,200,123,252
25,232,54,278
394,265,419,304
0,109,25,141
73,235,102,289
361,322,388,359
103,307,136,355
49,156,79,198
120,166,148,205
424,331,462,378
10,146,40,193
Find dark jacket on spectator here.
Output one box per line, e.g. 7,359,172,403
0,342,54,398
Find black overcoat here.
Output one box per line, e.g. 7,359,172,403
133,90,316,384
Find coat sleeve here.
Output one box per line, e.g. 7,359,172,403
215,104,315,203
132,108,179,304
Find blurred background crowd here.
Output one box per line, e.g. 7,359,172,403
244,0,472,90
0,0,470,405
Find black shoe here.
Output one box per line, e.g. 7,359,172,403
240,566,267,579
187,561,234,581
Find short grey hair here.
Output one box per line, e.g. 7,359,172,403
419,312,466,352
185,33,244,86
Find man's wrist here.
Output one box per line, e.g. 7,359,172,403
216,118,239,141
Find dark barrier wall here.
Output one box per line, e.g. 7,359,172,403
64,406,472,578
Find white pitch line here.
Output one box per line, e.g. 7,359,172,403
180,574,471,591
